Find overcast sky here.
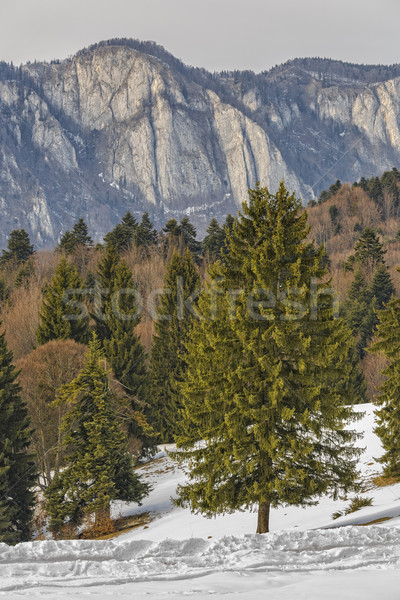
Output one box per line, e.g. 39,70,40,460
1,0,399,72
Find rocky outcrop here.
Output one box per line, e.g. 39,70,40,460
1,45,400,247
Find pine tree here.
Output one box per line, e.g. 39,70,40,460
224,214,235,237
0,328,36,543
163,219,181,241
45,337,149,534
58,219,93,254
37,257,89,345
93,249,148,443
104,212,138,252
369,285,400,477
72,219,92,246
174,183,363,533
202,218,225,262
179,217,202,256
354,227,385,266
92,246,120,342
149,250,200,442
0,229,34,265
344,270,370,336
371,263,395,309
102,260,147,400
136,213,158,249
344,264,395,358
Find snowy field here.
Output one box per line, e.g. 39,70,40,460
1,404,400,599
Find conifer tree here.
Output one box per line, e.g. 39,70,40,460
344,264,395,358
102,260,147,400
57,231,76,255
179,217,202,256
92,247,120,342
45,337,149,533
0,229,34,265
58,219,93,254
174,183,363,533
163,219,181,241
37,257,89,345
93,249,148,442
161,218,181,254
224,214,235,237
104,212,138,252
136,213,158,249
202,218,225,262
149,250,200,442
371,263,395,309
354,227,385,266
0,328,36,543
370,282,400,477
71,218,93,247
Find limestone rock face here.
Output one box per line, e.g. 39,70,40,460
1,45,400,247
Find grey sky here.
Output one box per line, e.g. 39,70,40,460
1,0,399,72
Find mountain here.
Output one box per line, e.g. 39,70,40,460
1,39,400,247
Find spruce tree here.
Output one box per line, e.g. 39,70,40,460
371,263,395,309
45,337,149,533
354,227,385,266
37,257,89,345
174,183,363,533
92,247,120,342
58,219,93,254
344,264,395,358
202,218,225,262
149,250,200,442
104,212,138,252
71,218,93,247
179,217,202,256
93,249,148,442
136,213,158,249
0,328,36,543
102,260,147,400
0,229,34,265
370,286,400,477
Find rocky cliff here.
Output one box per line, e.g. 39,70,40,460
1,42,400,247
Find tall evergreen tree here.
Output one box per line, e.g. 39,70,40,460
149,250,200,442
102,260,147,400
174,183,363,533
92,247,120,342
136,213,158,249
0,229,34,265
371,263,395,309
202,218,225,262
0,328,36,543
344,263,395,358
37,257,89,345
354,227,385,266
179,217,202,256
71,218,93,247
93,249,148,442
370,285,400,477
58,219,93,254
104,212,138,252
45,337,149,533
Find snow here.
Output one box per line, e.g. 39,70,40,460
1,403,400,598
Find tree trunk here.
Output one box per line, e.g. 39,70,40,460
256,501,270,534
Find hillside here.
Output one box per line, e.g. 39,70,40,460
2,40,400,246
2,404,400,598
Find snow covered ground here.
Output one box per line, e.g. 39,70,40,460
1,403,400,598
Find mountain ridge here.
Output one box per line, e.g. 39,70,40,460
1,39,400,247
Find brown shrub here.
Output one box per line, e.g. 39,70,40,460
17,339,87,489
